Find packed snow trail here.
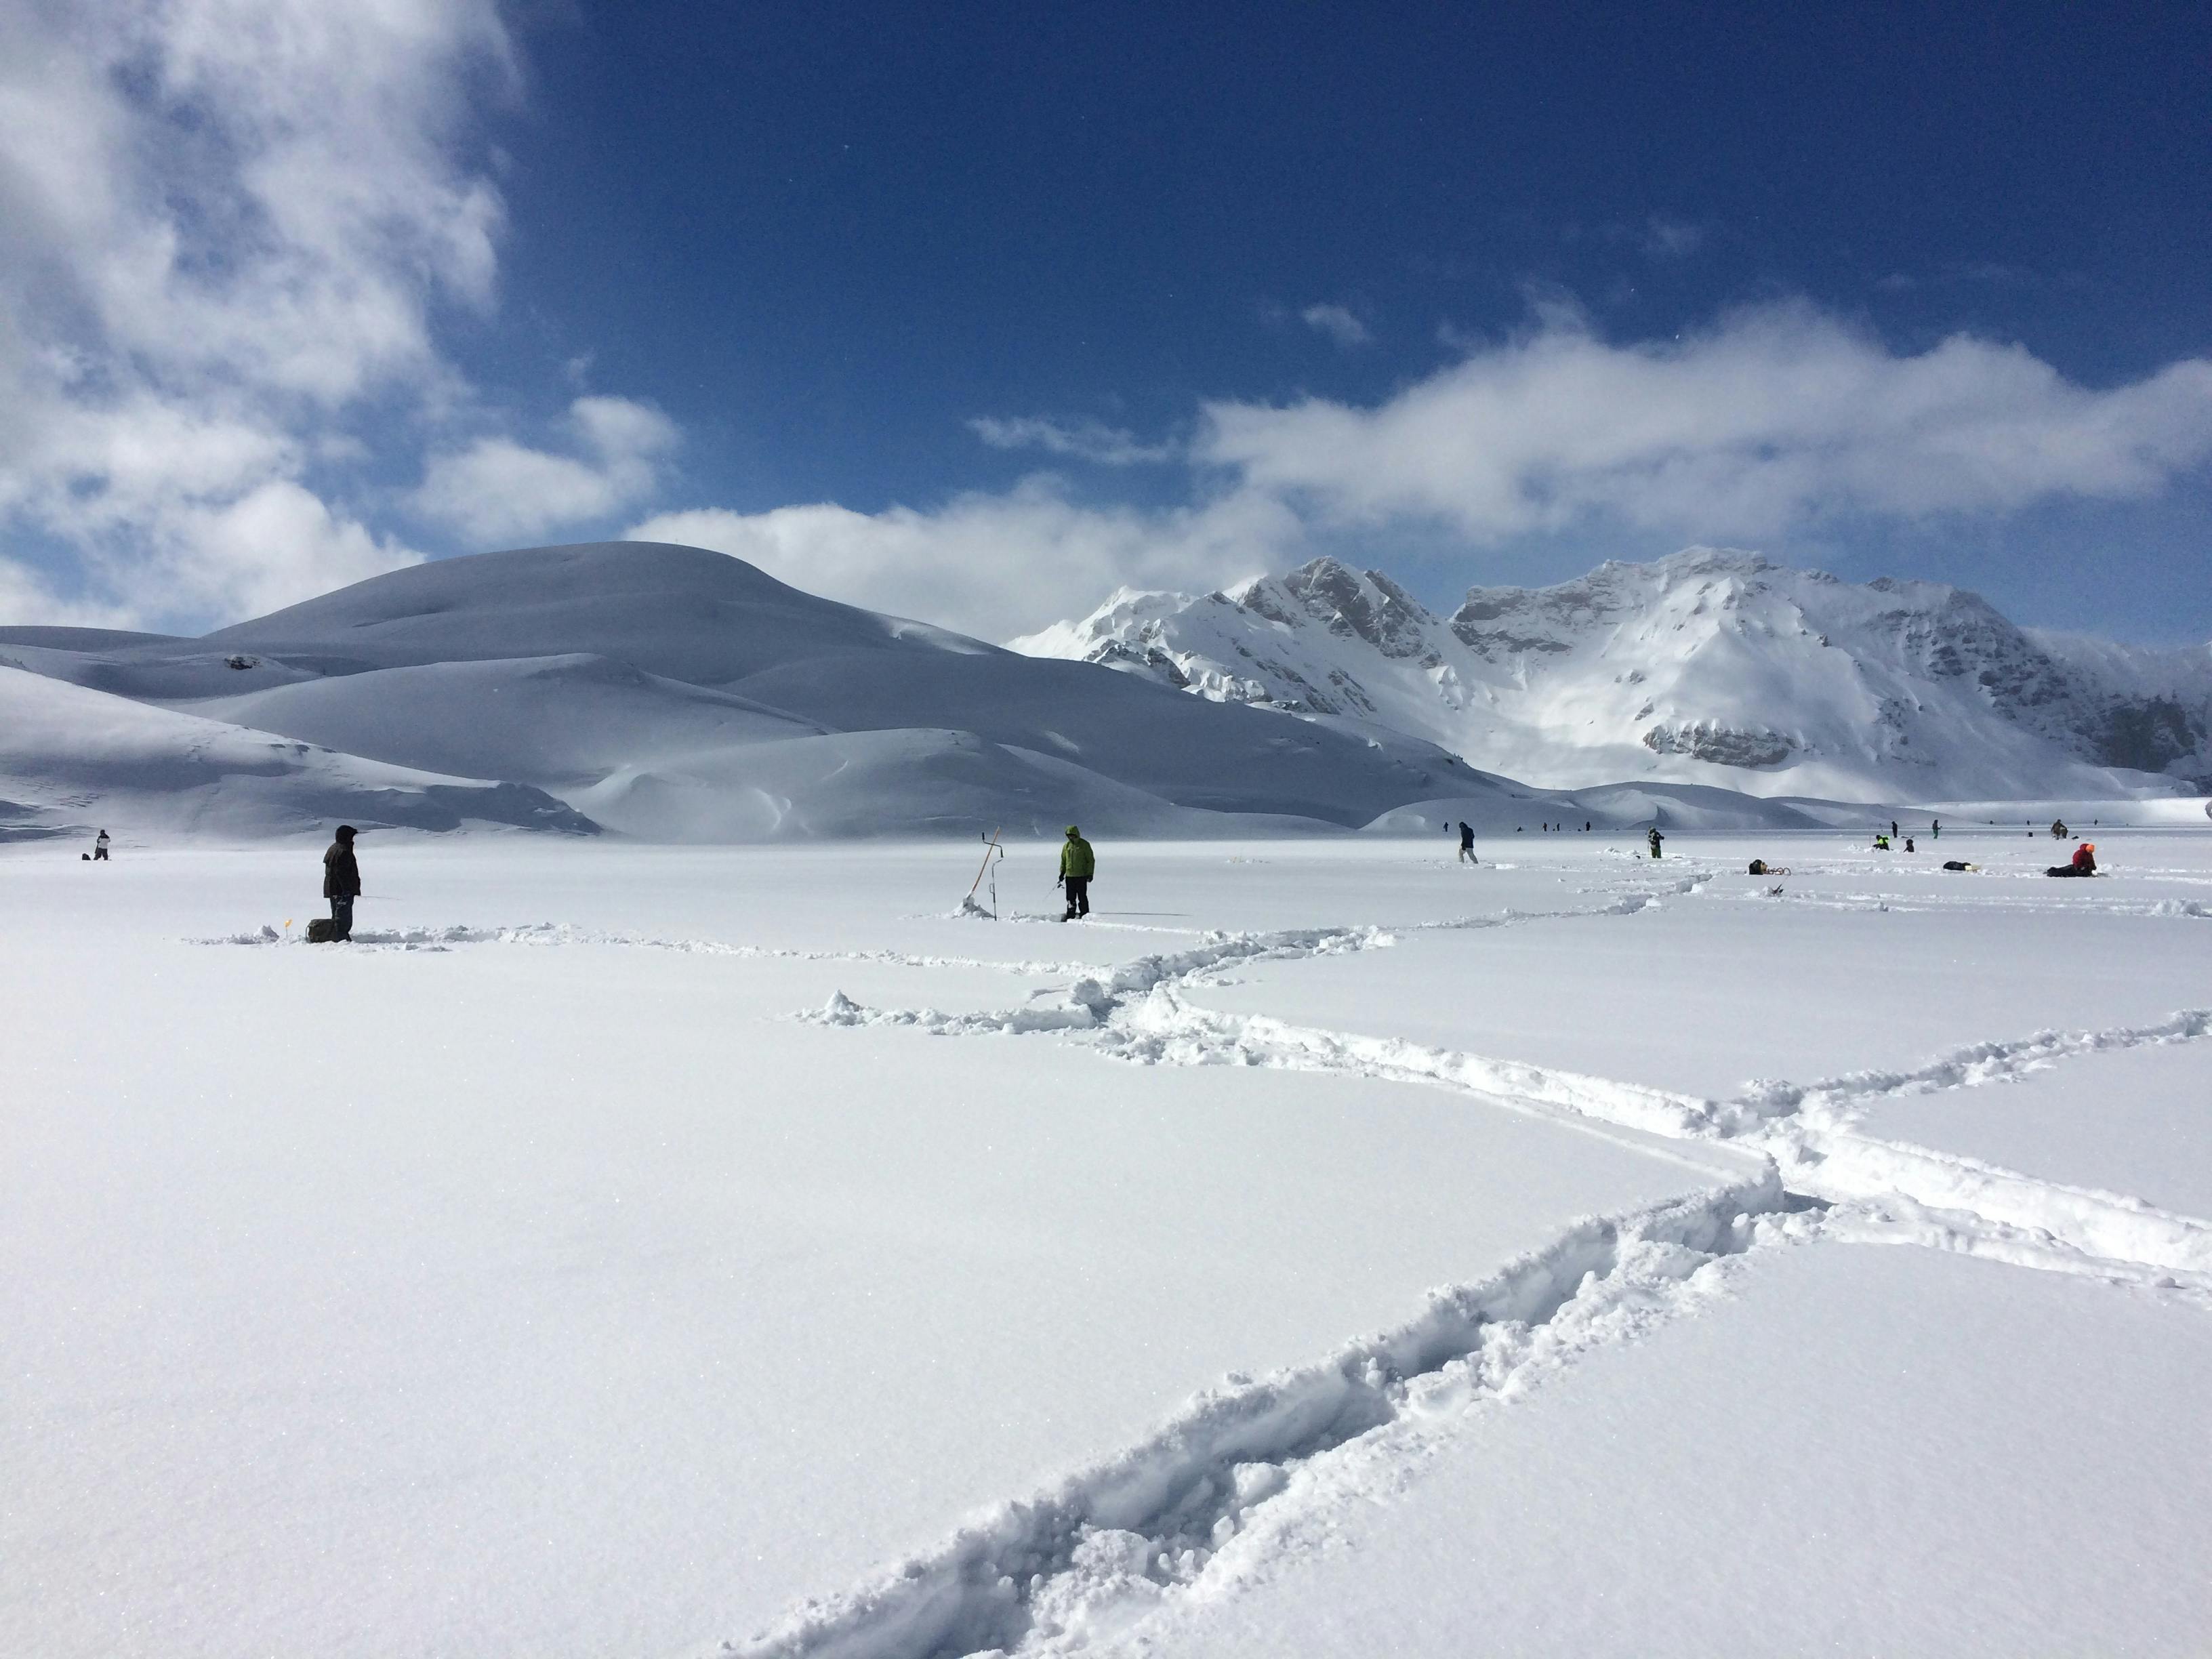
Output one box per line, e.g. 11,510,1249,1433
801,894,2212,1281
729,1172,1807,1659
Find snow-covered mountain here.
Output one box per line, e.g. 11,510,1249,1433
0,542,1493,842
1012,548,2212,802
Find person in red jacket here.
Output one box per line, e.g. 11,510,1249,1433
2045,842,2097,878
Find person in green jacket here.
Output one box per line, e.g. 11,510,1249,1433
1059,825,1096,920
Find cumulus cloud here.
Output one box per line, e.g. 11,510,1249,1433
1299,304,1371,348
0,0,524,624
0,0,667,629
967,415,1176,466
628,481,1306,644
1197,304,2212,543
413,397,680,545
632,304,2212,641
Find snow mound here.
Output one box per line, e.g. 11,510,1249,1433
201,539,992,684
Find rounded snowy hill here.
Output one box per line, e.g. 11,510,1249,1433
201,541,990,684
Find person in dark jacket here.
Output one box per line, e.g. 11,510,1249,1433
1646,826,1664,859
1059,825,1095,920
92,830,110,861
323,825,361,939
1458,821,1475,863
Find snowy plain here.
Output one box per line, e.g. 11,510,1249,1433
5,825,2211,1657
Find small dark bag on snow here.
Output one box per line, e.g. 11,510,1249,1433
305,918,337,943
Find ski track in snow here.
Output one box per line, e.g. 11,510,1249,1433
724,867,2212,1659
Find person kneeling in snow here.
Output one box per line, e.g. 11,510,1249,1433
1059,825,1095,920
322,825,362,939
2045,842,2097,878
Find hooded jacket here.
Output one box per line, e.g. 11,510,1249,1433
323,834,361,899
1059,828,1095,880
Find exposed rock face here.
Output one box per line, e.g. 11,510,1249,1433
1011,547,2212,802
1640,724,1798,769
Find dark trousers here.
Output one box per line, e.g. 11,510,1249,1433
1062,877,1090,918
329,895,355,940
92,846,108,860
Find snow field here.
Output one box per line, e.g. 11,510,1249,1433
1,839,1711,1658
1088,1243,2212,1659
4,830,2209,1656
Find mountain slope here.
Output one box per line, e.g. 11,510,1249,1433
0,666,594,840
2,542,1486,840
1012,549,2212,802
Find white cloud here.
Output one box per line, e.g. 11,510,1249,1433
628,480,1306,644
0,0,661,628
415,396,680,546
967,415,1176,466
0,556,142,631
630,306,2212,643
1299,304,1370,349
1198,304,2212,542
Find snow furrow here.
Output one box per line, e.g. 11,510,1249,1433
197,920,1097,976
725,1171,1800,1659
1097,994,2212,1275
1777,1130,2212,1277
804,907,2212,1277
1736,1007,2212,1122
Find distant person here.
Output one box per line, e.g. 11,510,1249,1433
1904,836,1915,852
1059,824,1095,920
322,825,361,941
1873,833,1891,850
1646,826,1664,859
1891,819,1900,840
92,829,110,861
1931,817,1940,841
2045,842,2097,878
2051,819,2068,839
1942,859,1978,872
1458,821,1476,864
1584,821,1591,832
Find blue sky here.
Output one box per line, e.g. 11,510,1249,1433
3,1,2208,642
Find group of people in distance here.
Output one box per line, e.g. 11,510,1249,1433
1871,816,1942,853
283,803,2125,947
1451,820,1633,866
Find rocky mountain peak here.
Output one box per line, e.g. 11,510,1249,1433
1016,547,2212,800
